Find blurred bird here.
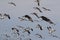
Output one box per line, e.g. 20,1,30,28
12,27,20,35
4,13,10,19
50,34,60,39
36,24,43,30
12,27,19,32
23,29,31,34
33,7,43,13
47,26,56,34
30,28,33,31
42,7,51,11
8,2,16,6
31,12,39,18
18,17,27,21
35,0,40,6
23,15,33,22
2,34,11,38
40,16,55,25
25,27,33,31
5,34,10,37
35,34,43,39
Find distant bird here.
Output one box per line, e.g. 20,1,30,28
8,2,16,6
40,16,55,25
3,34,11,38
23,15,33,22
36,24,43,30
50,34,60,39
30,28,33,31
35,34,43,39
35,0,40,6
42,7,51,11
4,13,10,19
25,27,33,31
31,12,39,18
12,28,19,32
47,26,56,34
12,27,20,35
18,17,27,21
23,29,31,34
33,7,43,13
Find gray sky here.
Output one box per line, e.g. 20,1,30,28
0,0,60,40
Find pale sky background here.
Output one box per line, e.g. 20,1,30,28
0,0,60,40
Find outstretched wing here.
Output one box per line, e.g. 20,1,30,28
4,14,10,19
8,2,16,6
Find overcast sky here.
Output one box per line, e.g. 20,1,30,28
0,0,60,40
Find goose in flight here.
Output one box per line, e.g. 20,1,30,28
0,13,10,20
23,29,31,34
33,7,43,13
4,13,10,19
42,7,51,11
23,15,33,22
40,16,55,25
8,2,16,6
31,12,39,18
12,28,19,32
36,24,43,30
25,27,33,31
35,34,43,39
47,26,56,34
18,17,27,21
12,27,20,35
35,0,40,6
